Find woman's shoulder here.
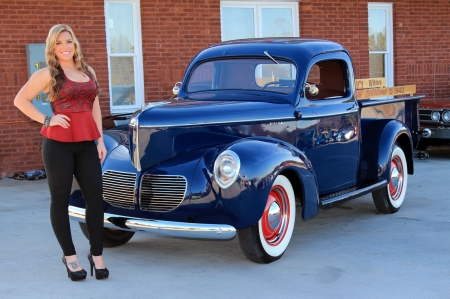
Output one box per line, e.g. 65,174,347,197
28,67,52,92
32,67,52,81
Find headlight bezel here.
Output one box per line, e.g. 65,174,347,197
442,110,450,123
213,150,241,189
431,111,440,122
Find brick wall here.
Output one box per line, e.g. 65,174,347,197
1,0,449,177
140,0,222,102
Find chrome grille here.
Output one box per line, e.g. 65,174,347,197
140,175,187,212
102,170,137,209
419,109,434,121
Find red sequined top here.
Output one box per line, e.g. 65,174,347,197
40,73,101,142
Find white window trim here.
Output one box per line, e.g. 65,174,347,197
105,0,145,114
368,3,394,87
220,1,300,41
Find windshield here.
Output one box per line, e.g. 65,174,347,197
186,58,297,94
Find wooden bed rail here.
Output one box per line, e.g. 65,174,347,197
355,77,416,99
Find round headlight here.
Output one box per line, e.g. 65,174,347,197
214,150,241,189
442,110,450,123
431,111,440,122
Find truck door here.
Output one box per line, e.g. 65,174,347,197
295,52,359,196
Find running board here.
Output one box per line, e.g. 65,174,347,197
320,180,388,210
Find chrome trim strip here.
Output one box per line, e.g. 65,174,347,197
130,115,141,171
301,109,359,119
69,206,236,240
137,116,296,128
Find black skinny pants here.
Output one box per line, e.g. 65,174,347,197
42,137,104,256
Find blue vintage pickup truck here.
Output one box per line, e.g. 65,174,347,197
69,38,425,263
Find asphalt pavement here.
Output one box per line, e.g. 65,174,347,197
1,147,449,299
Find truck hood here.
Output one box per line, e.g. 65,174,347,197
129,97,295,171
419,98,450,109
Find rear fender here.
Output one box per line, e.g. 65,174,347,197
360,119,413,184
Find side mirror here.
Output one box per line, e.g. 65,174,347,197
172,82,182,95
303,83,319,97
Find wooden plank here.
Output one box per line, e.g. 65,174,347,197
355,77,386,89
356,85,416,99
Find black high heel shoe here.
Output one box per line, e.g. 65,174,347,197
87,253,109,280
62,256,87,281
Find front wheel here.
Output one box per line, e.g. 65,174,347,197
372,144,408,214
237,175,296,264
79,222,135,248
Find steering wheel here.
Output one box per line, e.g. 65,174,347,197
262,81,294,89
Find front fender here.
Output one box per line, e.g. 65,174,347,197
360,119,413,184
102,130,129,164
192,137,319,229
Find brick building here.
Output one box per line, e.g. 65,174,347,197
1,0,449,177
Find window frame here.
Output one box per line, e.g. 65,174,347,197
302,54,354,103
104,0,145,114
368,2,394,88
220,1,300,41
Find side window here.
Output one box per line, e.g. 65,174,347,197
305,60,347,100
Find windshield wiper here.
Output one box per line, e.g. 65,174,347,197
264,51,279,64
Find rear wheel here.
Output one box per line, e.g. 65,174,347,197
372,144,408,214
237,175,296,263
79,222,135,248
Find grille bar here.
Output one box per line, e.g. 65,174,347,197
140,175,187,212
102,170,137,209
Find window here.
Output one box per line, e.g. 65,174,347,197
105,0,144,113
305,60,348,100
220,1,299,41
187,58,296,95
368,3,393,87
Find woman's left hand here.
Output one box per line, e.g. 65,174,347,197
97,142,107,164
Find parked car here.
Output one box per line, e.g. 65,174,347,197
417,97,450,150
69,38,425,263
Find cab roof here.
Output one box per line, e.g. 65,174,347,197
193,38,348,63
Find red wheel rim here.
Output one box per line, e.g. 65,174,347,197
261,184,290,246
389,155,404,201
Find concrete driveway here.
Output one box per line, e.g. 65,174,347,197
1,148,449,299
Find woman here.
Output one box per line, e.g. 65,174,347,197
14,24,109,281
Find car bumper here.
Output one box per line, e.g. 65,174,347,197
68,206,236,240
420,127,450,139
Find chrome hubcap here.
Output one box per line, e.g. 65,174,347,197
391,167,399,189
267,202,281,230
261,185,290,246
389,155,404,201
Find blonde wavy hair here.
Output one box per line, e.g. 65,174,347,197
45,24,100,101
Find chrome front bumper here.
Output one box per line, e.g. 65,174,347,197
68,206,236,240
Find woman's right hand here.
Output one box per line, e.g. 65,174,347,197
50,114,71,128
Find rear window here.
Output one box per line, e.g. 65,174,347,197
186,58,297,94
